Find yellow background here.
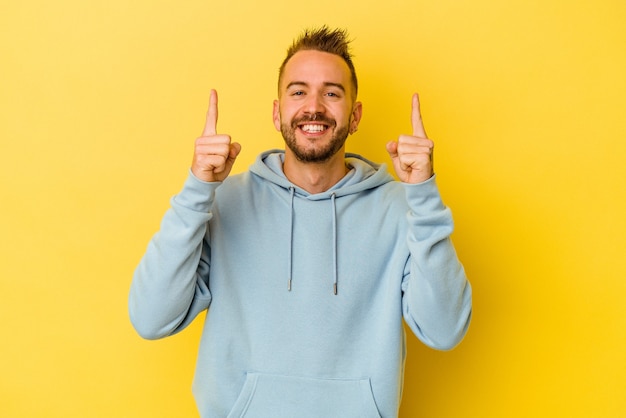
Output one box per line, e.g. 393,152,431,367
2,0,625,416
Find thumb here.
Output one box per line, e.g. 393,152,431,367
229,142,242,161
216,142,242,175
386,140,398,158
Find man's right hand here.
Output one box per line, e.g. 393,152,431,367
191,89,242,182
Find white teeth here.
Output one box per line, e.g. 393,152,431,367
301,124,326,133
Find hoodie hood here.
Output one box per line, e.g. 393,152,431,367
249,149,395,199
249,149,396,294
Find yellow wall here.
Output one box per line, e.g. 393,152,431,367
2,0,625,416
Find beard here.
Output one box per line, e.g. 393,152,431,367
281,113,350,163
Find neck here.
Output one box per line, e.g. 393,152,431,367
283,150,348,194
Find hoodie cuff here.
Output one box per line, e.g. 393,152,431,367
402,174,447,216
172,169,222,213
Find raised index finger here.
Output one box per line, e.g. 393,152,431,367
411,93,428,138
203,89,218,136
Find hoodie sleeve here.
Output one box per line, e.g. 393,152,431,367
128,171,220,340
401,175,472,350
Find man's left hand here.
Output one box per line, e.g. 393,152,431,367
386,93,434,184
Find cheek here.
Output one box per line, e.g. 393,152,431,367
279,106,301,128
336,106,354,126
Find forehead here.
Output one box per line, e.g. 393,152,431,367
280,50,352,90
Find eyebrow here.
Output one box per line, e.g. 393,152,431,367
285,81,346,93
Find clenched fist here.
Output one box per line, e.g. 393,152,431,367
386,93,434,184
191,89,242,182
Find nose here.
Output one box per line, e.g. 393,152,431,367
303,93,326,115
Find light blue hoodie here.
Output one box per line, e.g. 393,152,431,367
129,150,472,417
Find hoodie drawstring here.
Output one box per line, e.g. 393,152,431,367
287,188,339,295
287,187,295,292
330,193,338,295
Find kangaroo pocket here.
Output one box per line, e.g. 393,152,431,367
226,372,382,418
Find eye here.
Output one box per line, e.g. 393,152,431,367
291,90,305,96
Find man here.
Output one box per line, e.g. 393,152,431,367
129,27,472,417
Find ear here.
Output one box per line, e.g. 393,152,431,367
349,101,363,134
272,99,281,131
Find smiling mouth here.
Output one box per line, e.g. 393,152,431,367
299,123,329,134
292,113,335,136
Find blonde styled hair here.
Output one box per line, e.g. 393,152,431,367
278,26,358,97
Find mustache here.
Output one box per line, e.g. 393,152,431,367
291,113,336,128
